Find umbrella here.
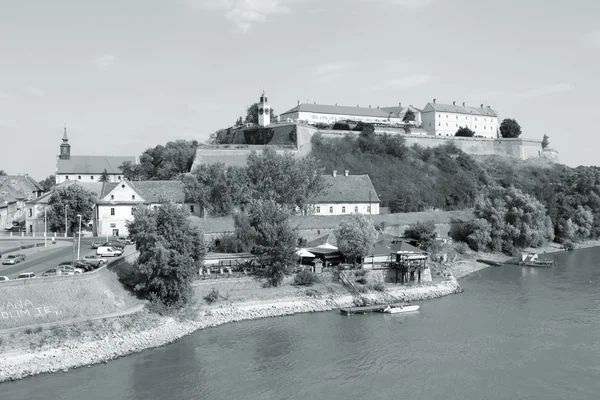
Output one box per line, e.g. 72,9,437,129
316,243,338,250
296,249,316,258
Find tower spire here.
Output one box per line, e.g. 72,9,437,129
62,123,68,141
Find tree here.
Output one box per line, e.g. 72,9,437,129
245,103,276,124
335,214,378,265
119,161,143,181
247,200,298,286
455,126,475,137
404,220,437,250
123,140,199,181
39,175,55,192
46,185,96,234
0,170,6,176
235,116,243,126
99,169,110,182
542,134,550,149
402,109,416,123
126,201,205,306
499,118,522,138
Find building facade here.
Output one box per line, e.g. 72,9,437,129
311,171,380,216
279,103,418,126
420,100,499,138
55,127,136,184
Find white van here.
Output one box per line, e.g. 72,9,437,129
96,246,123,257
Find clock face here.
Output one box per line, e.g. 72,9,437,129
259,108,264,115
264,108,270,115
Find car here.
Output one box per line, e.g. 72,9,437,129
90,241,103,249
15,253,26,262
97,246,123,257
16,272,36,279
42,268,61,277
102,241,125,250
83,255,108,267
57,262,85,274
2,255,21,265
73,260,94,272
0,276,9,281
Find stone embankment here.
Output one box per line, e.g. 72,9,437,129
0,278,461,382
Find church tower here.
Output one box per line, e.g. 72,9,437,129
258,90,271,127
59,124,71,160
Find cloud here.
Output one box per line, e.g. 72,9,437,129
581,31,600,48
184,0,307,33
188,102,224,112
312,62,355,83
360,0,435,8
367,74,433,91
517,83,573,99
23,87,45,97
92,54,118,71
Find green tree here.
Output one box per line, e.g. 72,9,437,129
124,140,199,181
38,175,55,192
46,185,96,234
0,170,6,176
247,200,298,286
499,118,522,138
335,214,378,265
404,220,438,250
402,109,416,123
541,134,550,149
455,126,475,137
126,201,205,306
99,169,110,182
119,161,143,181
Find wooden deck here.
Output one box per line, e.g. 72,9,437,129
340,302,411,315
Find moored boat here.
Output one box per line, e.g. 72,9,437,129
519,252,556,268
382,304,420,314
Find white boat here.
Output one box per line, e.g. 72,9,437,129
382,304,420,314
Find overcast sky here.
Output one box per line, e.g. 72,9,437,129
1,0,599,180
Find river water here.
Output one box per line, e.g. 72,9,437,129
4,248,600,400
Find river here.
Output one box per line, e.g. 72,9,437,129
3,248,600,400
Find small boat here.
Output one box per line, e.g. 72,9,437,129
519,252,555,268
382,304,420,314
477,259,503,266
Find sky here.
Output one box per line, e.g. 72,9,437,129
1,0,599,181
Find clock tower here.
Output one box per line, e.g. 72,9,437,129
59,124,71,160
258,90,271,127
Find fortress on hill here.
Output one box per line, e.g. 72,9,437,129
190,93,558,170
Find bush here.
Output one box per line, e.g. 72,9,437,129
294,270,319,286
404,220,437,250
372,282,385,292
454,242,469,255
332,122,351,131
305,288,319,297
562,240,575,251
204,288,220,304
355,277,367,285
354,269,366,277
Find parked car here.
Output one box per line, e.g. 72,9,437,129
0,276,9,281
42,268,61,277
57,262,85,274
16,272,36,279
2,255,21,265
83,255,108,267
73,260,94,272
15,253,26,261
90,241,103,249
102,241,125,250
97,246,123,257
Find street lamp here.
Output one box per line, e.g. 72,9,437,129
76,214,82,261
44,206,47,247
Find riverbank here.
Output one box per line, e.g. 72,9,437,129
0,274,460,383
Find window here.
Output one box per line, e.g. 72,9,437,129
91,176,94,180
316,206,320,213
456,115,458,119
28,209,32,217
438,122,441,126
456,123,458,127
78,176,81,180
131,207,136,215
475,125,477,129
438,114,440,118
445,114,448,119
475,117,478,121
121,184,125,188
429,122,431,127
110,195,114,200
342,206,346,213
354,206,358,213
190,205,195,213
131,195,136,200
65,176,69,180
367,206,371,213
329,206,333,213
118,176,121,180
446,123,448,126
110,208,115,216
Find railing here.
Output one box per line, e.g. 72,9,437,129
337,269,361,297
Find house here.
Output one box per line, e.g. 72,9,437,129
0,175,44,200
95,180,201,238
380,103,422,126
0,175,44,231
420,99,499,138
24,181,104,235
279,102,407,125
311,170,380,215
55,127,136,184
0,189,19,230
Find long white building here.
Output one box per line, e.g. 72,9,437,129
420,100,499,138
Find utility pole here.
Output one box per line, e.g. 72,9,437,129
44,206,47,247
64,204,68,237
77,214,82,261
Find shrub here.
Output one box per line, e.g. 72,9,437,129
204,288,220,304
294,270,319,286
562,240,575,251
333,122,351,131
373,282,385,292
454,242,469,255
24,328,33,335
354,269,366,277
404,220,437,250
355,277,367,285
305,288,319,297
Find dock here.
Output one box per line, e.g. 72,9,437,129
340,302,410,315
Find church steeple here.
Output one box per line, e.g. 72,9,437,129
59,124,71,160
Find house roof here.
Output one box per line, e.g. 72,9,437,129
25,180,104,206
422,102,498,117
313,174,381,203
57,155,136,175
280,103,402,119
0,175,43,196
370,239,427,256
307,233,338,248
379,105,422,117
127,181,186,203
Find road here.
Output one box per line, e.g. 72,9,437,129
0,237,125,279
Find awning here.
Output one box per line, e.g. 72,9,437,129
317,243,338,250
296,249,316,258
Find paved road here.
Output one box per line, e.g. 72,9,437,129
0,237,126,279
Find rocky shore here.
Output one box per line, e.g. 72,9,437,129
0,277,461,382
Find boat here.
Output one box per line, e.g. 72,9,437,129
477,259,503,266
381,304,420,314
519,252,555,268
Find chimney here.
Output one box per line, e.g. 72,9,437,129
314,101,316,104
335,103,338,106
480,103,483,108
344,170,349,177
377,105,380,109
357,104,360,107
462,102,465,107
453,101,456,105
333,170,337,177
433,98,436,103
369,105,371,108
297,100,300,106
399,102,402,108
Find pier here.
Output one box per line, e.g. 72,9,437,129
340,302,411,315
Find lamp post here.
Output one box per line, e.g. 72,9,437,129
76,214,82,261
44,206,47,247
64,204,68,237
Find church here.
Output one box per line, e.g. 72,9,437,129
55,127,136,185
